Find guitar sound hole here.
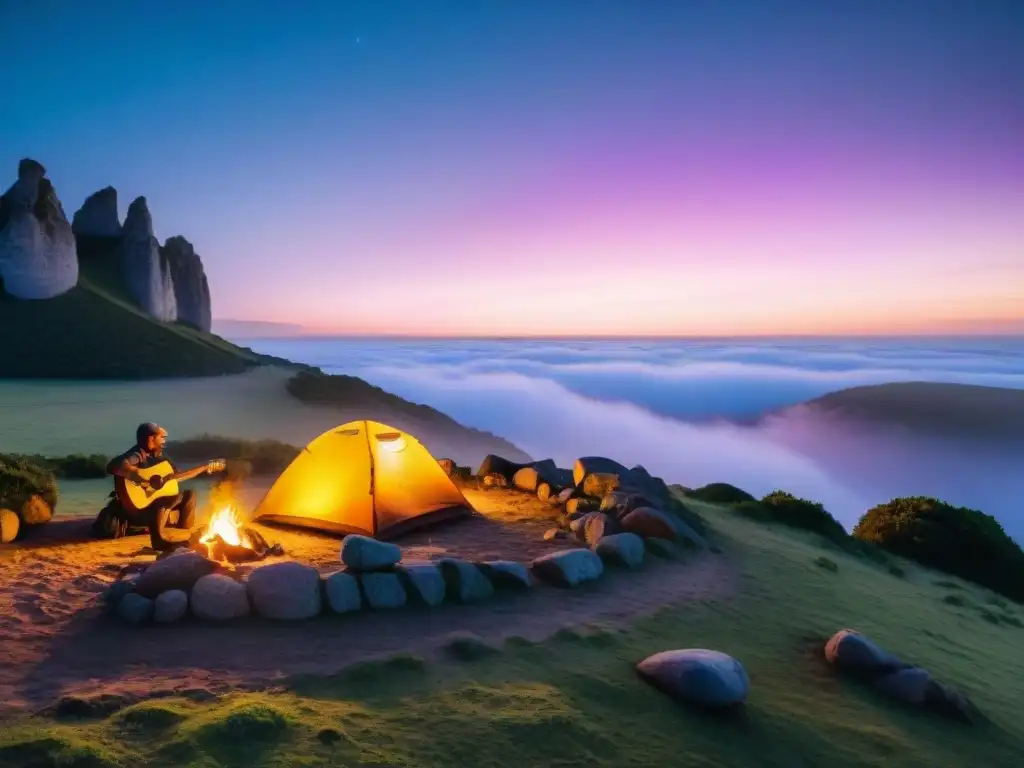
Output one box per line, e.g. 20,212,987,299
149,476,165,490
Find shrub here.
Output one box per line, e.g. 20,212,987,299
0,454,58,512
8,453,108,479
166,436,300,476
853,496,1024,603
687,482,756,505
733,490,847,544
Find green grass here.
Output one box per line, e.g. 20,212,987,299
3,498,1022,766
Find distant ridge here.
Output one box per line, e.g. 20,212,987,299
790,382,1024,443
213,319,308,339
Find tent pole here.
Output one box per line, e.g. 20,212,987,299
364,420,377,536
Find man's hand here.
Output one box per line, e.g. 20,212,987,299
206,459,226,474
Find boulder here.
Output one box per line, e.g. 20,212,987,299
824,629,901,677
134,551,218,598
565,498,599,519
397,563,446,607
72,186,121,238
117,593,154,625
103,576,139,611
601,491,656,519
573,457,630,487
621,507,693,545
595,532,645,569
0,508,19,543
627,465,673,505
543,528,566,542
359,572,407,609
341,534,401,571
582,512,620,546
153,590,188,623
582,473,621,498
0,159,78,299
438,558,494,603
162,235,212,332
121,197,176,321
873,666,932,705
246,561,322,620
478,560,532,589
191,574,250,621
20,494,53,525
636,649,749,708
645,537,680,559
323,571,363,614
513,466,541,492
477,454,527,482
531,549,604,588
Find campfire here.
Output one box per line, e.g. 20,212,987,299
190,505,283,564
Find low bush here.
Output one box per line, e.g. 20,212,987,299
732,491,848,545
8,453,108,479
687,482,756,505
0,454,58,512
853,496,1024,603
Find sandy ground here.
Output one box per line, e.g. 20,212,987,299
0,485,735,717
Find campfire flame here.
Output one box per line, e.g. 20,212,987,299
200,505,250,550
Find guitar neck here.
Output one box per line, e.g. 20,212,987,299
169,465,207,482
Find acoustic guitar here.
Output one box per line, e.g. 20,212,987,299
114,459,226,514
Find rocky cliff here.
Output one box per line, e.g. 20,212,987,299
162,235,212,331
71,186,121,238
0,159,78,299
120,197,176,322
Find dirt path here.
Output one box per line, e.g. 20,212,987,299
0,488,736,715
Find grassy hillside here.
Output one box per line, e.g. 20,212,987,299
0,237,295,379
798,382,1024,442
2,499,1021,767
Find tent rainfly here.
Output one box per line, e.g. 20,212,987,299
253,420,472,538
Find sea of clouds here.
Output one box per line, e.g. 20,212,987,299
247,337,1024,539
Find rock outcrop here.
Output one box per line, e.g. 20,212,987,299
162,235,212,332
0,159,78,298
72,186,121,238
120,197,176,321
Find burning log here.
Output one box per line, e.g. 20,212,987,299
189,506,283,564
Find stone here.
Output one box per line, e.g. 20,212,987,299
246,561,322,620
121,196,176,321
117,593,154,625
636,649,749,707
72,186,121,238
19,494,52,525
397,563,446,607
340,534,401,571
134,551,218,598
438,558,494,602
513,466,541,492
645,537,680,559
103,577,139,610
478,560,532,589
153,589,188,623
543,527,566,542
323,571,363,613
582,512,620,546
573,456,630,487
873,666,932,705
582,473,621,498
359,571,407,609
595,532,645,569
0,508,20,543
162,235,212,332
0,159,78,299
621,507,680,541
565,498,599,519
191,574,250,621
824,629,901,676
531,549,604,588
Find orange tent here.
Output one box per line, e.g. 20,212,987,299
253,420,472,538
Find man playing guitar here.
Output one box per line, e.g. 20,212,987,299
106,422,221,551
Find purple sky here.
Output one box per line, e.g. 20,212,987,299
2,1,1022,335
